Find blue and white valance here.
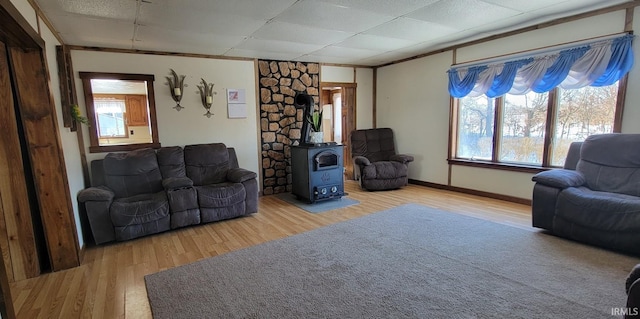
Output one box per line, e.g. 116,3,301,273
447,34,635,98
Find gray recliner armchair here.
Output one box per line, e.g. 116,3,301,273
78,148,172,243
350,128,414,191
532,133,640,255
184,143,258,223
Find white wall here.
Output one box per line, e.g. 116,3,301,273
9,0,37,31
322,66,355,82
8,0,87,247
376,9,638,200
320,65,375,129
355,68,374,130
71,51,260,177
622,6,640,133
377,52,452,185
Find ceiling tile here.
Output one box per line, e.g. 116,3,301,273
275,0,395,33
310,46,383,59
296,54,364,65
54,0,137,21
522,0,630,18
251,21,354,45
138,3,265,36
316,0,439,16
48,15,135,46
478,0,568,12
133,41,230,56
135,25,244,54
157,0,297,20
225,48,299,61
406,0,520,29
335,34,417,51
235,38,325,55
363,17,460,42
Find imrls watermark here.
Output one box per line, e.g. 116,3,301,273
611,307,639,316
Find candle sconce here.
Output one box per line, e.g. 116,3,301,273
197,78,217,118
166,69,187,111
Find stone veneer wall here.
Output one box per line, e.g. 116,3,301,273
258,60,319,195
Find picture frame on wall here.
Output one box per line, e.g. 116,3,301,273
227,88,247,118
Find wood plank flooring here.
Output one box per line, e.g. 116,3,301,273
10,181,532,318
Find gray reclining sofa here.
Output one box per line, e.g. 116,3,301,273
531,133,640,255
78,143,258,244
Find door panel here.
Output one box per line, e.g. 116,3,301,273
321,83,357,180
342,86,356,180
9,47,80,271
0,41,39,281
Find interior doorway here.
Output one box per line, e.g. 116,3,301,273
0,2,83,317
320,82,356,180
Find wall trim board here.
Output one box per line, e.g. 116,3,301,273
66,45,376,69
408,179,532,206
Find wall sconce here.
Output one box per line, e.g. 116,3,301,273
166,69,187,111
197,78,217,118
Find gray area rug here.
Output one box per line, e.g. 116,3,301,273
275,192,359,213
145,203,639,318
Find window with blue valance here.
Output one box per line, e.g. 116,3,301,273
447,34,635,98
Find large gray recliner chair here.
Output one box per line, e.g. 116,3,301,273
350,128,414,191
184,143,258,223
77,148,172,243
78,143,258,245
532,133,640,256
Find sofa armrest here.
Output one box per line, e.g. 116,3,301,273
353,156,371,166
227,168,257,183
162,176,194,190
628,265,640,312
627,265,640,295
78,186,116,244
532,169,586,189
390,154,414,164
77,186,115,202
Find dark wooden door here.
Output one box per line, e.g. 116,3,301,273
0,41,40,281
341,86,356,180
320,83,357,180
1,0,80,275
9,46,80,271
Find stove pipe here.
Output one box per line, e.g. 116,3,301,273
294,92,314,145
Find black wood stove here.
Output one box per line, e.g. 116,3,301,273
291,143,344,203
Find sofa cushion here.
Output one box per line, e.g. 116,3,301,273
196,183,245,208
103,148,163,198
577,134,640,197
110,191,169,227
351,128,396,162
362,161,407,180
556,187,640,232
157,146,186,178
184,143,230,186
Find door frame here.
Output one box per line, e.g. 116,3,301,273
320,82,357,179
0,2,81,317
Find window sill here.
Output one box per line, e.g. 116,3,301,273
89,142,161,153
447,158,554,174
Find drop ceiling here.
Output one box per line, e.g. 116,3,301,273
34,0,633,66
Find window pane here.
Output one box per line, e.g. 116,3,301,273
551,83,618,166
499,92,548,165
95,98,127,138
456,96,494,160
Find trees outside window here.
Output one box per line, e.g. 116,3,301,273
454,82,619,168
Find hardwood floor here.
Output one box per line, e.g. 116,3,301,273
10,181,531,318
